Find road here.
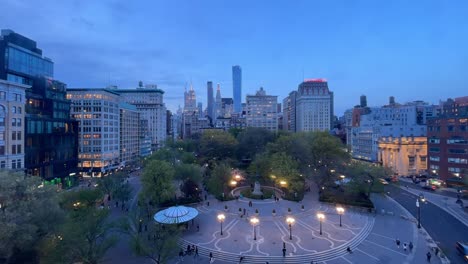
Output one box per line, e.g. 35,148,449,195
399,178,465,199
385,185,467,264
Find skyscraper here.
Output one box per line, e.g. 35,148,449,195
215,83,222,118
232,65,242,113
207,81,214,120
295,79,334,132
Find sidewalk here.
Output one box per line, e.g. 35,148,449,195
397,184,468,228
371,194,446,264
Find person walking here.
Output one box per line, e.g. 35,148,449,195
435,247,439,257
426,251,432,262
409,242,414,252
209,252,214,263
346,247,353,253
239,255,244,263
178,249,184,261
194,246,199,259
396,238,401,248
282,247,286,257
403,242,407,251
197,224,200,232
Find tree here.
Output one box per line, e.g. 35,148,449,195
199,130,237,162
0,171,64,263
96,172,125,200
41,189,117,264
140,160,175,205
122,209,179,264
113,182,133,206
344,162,391,197
236,127,275,161
207,163,232,199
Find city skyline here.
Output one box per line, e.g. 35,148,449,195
1,0,467,114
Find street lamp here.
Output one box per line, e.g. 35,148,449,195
280,180,287,186
336,206,344,227
230,180,237,186
286,217,295,240
250,217,259,240
217,213,225,235
416,194,425,229
235,174,241,181
317,213,325,235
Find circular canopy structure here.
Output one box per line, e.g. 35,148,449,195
154,206,199,224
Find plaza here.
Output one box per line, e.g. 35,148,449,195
176,187,442,264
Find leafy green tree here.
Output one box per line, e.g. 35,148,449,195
140,160,175,205
344,162,391,197
174,164,202,182
96,172,125,200
0,171,64,263
236,127,275,161
122,210,179,264
41,189,117,264
207,163,232,199
199,130,237,162
113,182,133,205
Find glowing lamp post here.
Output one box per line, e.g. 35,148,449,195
217,213,225,235
336,206,344,227
286,217,295,240
250,217,259,240
230,180,237,187
317,213,325,235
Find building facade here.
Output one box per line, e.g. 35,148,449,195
119,103,140,167
282,91,297,132
245,87,278,132
1,29,78,182
0,80,28,170
117,86,167,150
207,81,214,120
295,79,334,132
427,97,468,182
378,136,427,176
232,65,242,113
67,89,120,177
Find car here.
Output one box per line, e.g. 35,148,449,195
422,185,437,191
455,242,468,262
379,178,389,185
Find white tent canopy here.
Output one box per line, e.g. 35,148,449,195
154,206,199,224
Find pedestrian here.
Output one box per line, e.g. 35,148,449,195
282,247,286,257
346,247,353,253
426,251,431,262
194,246,199,258
243,208,246,215
197,224,200,232
396,238,401,248
186,245,191,255
178,249,184,261
191,244,195,253
403,243,407,251
409,242,414,251
239,255,244,263
144,224,148,232
209,252,214,263
435,247,439,257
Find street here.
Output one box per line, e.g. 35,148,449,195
385,185,468,264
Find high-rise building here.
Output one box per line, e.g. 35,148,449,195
215,83,222,118
232,65,242,113
184,83,197,113
207,81,214,120
117,84,167,150
360,95,367,107
282,91,297,132
1,29,78,183
295,79,334,132
245,87,278,132
0,80,28,170
119,103,140,167
67,89,120,177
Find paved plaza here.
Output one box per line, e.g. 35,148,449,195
177,189,443,264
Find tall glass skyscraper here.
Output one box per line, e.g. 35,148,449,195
232,65,242,113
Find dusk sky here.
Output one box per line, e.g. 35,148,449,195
1,0,467,114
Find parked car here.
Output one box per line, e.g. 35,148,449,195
455,242,468,262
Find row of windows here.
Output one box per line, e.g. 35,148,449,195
0,144,21,155
430,156,468,164
428,125,467,132
0,159,22,169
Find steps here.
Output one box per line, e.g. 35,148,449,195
179,217,375,263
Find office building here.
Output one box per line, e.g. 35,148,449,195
215,83,222,118
0,79,28,170
1,29,78,182
245,87,278,132
117,85,167,150
67,88,121,177
295,79,334,132
232,65,242,113
282,91,297,132
119,103,140,167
